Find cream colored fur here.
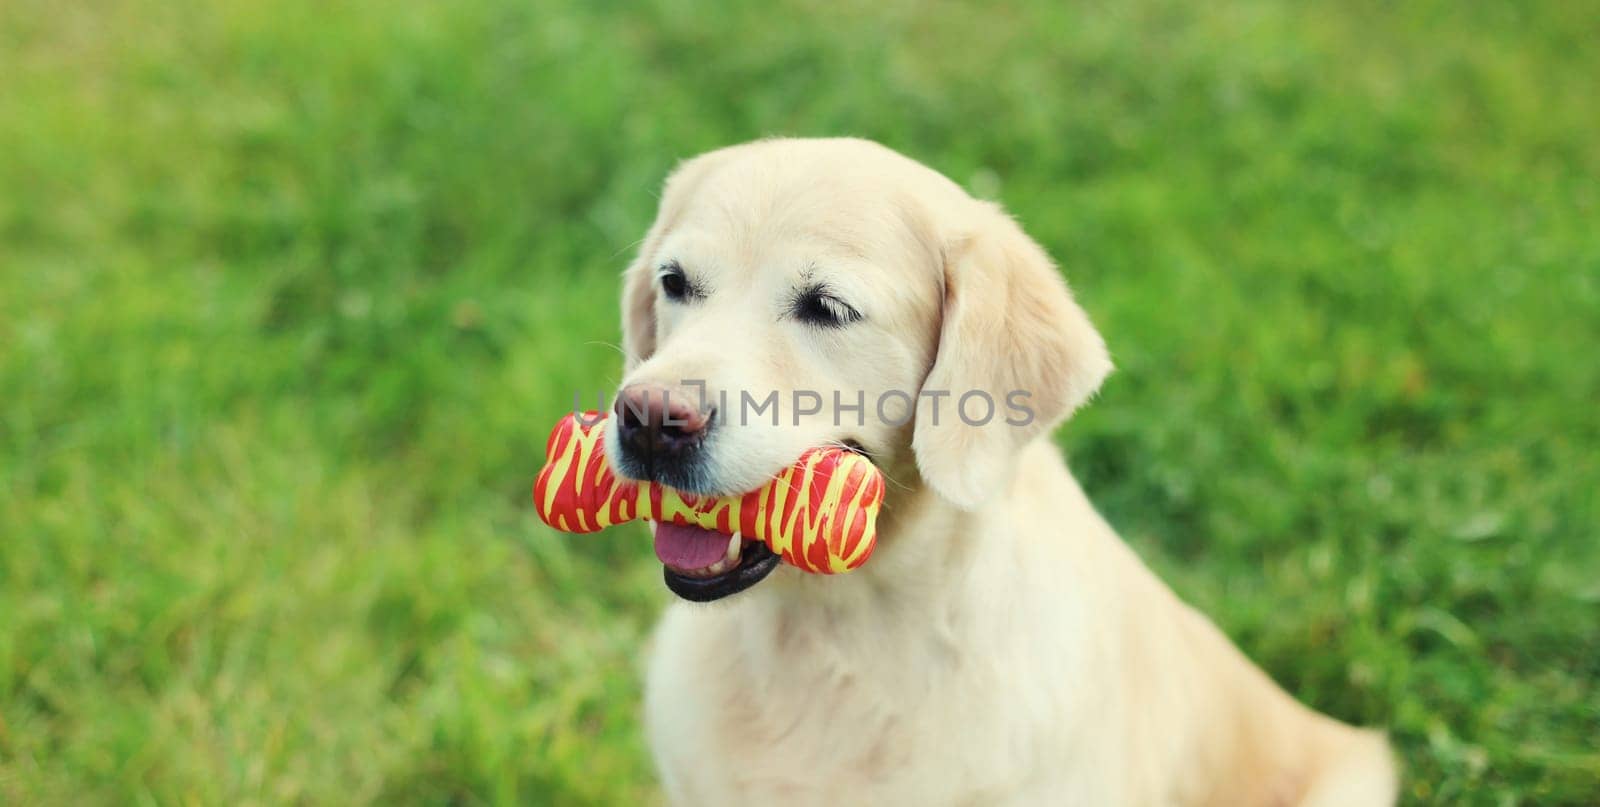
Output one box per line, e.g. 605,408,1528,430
611,137,1397,806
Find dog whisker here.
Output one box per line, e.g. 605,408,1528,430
610,234,649,261
585,340,641,367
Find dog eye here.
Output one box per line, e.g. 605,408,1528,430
658,262,694,302
793,287,861,328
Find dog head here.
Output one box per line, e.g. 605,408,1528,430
607,138,1110,599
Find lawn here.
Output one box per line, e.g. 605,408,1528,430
2,0,1596,804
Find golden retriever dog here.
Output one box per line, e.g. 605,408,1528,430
604,137,1396,805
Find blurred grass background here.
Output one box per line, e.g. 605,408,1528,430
2,0,1597,804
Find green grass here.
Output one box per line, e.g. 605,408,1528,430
2,0,1597,803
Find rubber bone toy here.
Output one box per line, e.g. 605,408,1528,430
533,412,883,574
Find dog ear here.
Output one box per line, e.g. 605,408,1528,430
619,247,658,372
912,203,1112,510
620,152,729,371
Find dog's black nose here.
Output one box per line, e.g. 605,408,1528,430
613,384,713,471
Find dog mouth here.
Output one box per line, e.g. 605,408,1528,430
651,520,781,602
646,438,870,602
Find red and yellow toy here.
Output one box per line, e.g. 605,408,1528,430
533,412,883,574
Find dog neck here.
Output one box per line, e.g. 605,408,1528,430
731,439,1104,653
737,473,1027,660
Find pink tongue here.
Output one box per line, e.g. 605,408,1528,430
654,521,731,569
